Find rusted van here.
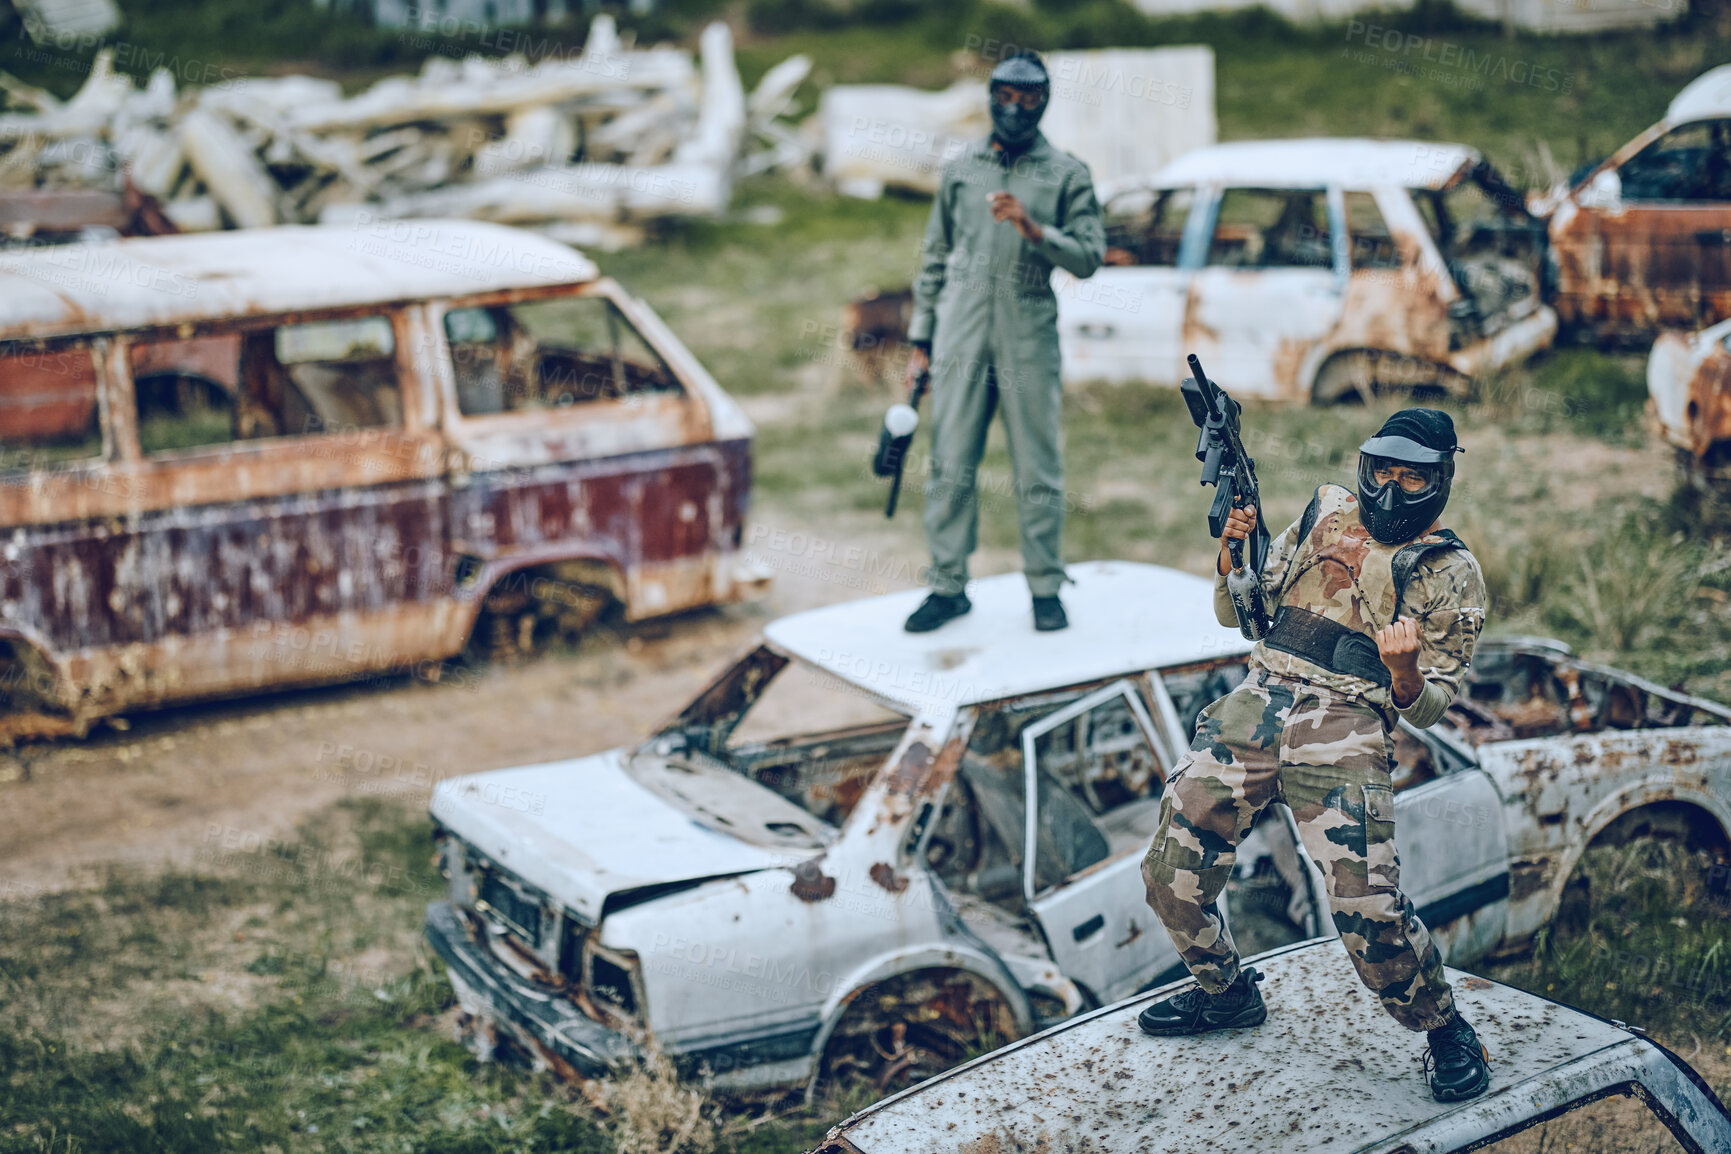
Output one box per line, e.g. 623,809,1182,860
0,219,763,739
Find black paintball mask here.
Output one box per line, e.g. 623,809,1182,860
1356,409,1462,545
988,52,1049,153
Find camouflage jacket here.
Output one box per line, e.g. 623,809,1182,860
1214,483,1488,728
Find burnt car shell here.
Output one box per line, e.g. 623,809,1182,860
1539,65,1731,344
0,220,765,738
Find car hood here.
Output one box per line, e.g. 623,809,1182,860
429,748,808,926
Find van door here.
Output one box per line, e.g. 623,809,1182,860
112,310,454,705
1057,185,1198,387
432,286,740,625
1184,186,1347,401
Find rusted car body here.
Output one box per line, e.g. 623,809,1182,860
421,562,1730,1096
1056,139,1557,402
0,220,763,737
1647,316,1731,486
814,937,1731,1154
1540,65,1731,344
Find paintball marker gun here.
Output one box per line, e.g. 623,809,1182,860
872,365,930,518
1181,353,1271,640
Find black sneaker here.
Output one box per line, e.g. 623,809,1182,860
1425,1011,1492,1102
1137,966,1266,1036
903,592,971,633
1032,595,1068,632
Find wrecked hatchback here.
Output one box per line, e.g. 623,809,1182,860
1057,139,1556,402
1540,64,1731,344
424,563,1731,1096
0,220,764,739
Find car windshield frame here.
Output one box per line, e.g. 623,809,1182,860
643,642,917,836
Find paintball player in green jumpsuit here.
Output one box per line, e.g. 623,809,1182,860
900,51,1106,634
1138,409,1496,1103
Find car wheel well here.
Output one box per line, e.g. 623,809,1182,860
1554,800,1731,938
811,967,1018,1101
1588,800,1731,857
462,558,622,662
1311,349,1465,406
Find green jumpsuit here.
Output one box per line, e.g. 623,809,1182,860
906,132,1106,599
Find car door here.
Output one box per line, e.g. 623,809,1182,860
1022,679,1181,1004
1554,118,1731,338
1056,184,1200,387
1384,722,1510,966
1183,185,1348,401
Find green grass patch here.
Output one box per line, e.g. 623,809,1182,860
0,798,856,1154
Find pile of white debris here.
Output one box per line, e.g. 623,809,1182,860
0,14,813,249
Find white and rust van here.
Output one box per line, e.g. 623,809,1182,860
0,219,763,739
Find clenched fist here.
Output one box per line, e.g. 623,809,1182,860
1376,616,1425,708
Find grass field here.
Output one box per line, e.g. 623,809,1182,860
5,1,1731,1150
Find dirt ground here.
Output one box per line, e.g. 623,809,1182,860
0,549,854,902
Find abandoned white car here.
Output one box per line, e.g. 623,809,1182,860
1055,139,1558,402
423,561,1731,1094
814,936,1731,1154
1647,314,1731,489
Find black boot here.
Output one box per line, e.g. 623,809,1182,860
1425,1010,1492,1102
1137,966,1266,1036
903,591,971,633
1032,595,1068,632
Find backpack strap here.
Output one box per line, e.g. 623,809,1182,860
1389,529,1467,623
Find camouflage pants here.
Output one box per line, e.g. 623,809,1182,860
1140,669,1456,1031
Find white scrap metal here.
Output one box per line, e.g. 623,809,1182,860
0,16,800,246
814,46,1217,197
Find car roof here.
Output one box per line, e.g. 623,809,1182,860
1145,138,1479,191
1668,63,1731,125
0,219,598,341
820,937,1664,1154
762,560,1252,713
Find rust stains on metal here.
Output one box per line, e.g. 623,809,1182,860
868,862,908,894
790,858,837,902
884,739,933,797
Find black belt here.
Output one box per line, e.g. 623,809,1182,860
1261,606,1391,688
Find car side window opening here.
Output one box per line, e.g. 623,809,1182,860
1103,187,1194,267
132,317,402,457
0,339,105,472
695,653,909,829
1345,190,1403,270
1619,119,1731,202
444,296,682,416
1206,188,1331,269
1472,1088,1686,1152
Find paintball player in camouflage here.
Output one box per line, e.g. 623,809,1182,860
1137,408,1495,1103
899,50,1106,635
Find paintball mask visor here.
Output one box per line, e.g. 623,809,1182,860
1355,434,1457,544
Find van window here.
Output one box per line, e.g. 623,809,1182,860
444,296,681,416
0,340,103,472
133,317,402,456
1207,189,1332,269
1345,191,1402,270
